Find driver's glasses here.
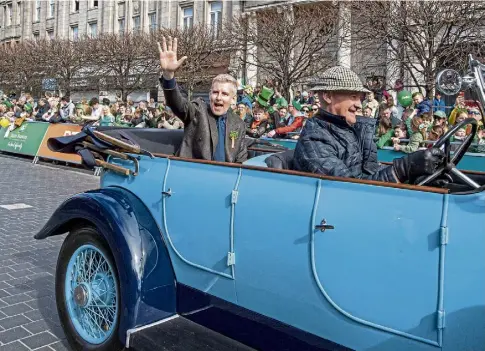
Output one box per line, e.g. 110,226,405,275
468,110,481,115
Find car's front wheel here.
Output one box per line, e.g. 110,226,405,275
55,227,123,351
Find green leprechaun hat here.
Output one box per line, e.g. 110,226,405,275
23,103,33,113
3,99,14,109
291,99,302,111
256,86,274,107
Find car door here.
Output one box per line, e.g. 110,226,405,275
162,159,240,302
234,169,444,350
311,179,444,346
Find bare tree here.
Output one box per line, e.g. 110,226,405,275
227,2,344,100
2,40,45,94
0,45,12,93
352,1,485,98
92,32,159,100
36,37,95,97
153,24,230,99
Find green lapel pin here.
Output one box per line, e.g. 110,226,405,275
229,131,239,149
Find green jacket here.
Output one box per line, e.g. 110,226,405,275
401,132,423,153
376,130,394,149
99,114,115,127
115,114,132,127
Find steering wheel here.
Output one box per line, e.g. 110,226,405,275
418,117,480,189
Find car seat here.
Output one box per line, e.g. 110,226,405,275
264,150,295,170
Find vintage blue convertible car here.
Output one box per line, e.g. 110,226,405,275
35,59,485,351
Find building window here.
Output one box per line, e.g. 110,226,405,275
149,13,157,32
182,6,193,30
72,0,79,12
133,16,140,33
16,2,21,24
210,1,222,38
71,25,79,41
34,0,41,22
49,0,55,18
90,0,98,9
6,4,12,26
33,32,40,41
89,22,97,38
118,18,125,36
149,1,156,12
47,29,54,40
133,0,140,14
118,2,125,16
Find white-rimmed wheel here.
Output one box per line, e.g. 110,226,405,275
55,227,123,351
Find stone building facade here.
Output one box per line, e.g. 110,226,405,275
0,0,242,100
0,1,397,100
0,0,242,43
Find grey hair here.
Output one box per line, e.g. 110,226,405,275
211,74,238,96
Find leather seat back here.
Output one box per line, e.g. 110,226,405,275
264,150,295,170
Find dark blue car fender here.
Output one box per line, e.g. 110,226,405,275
34,187,177,342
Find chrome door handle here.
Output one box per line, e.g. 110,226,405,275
315,219,334,232
162,188,173,197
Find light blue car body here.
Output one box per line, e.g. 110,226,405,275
98,151,485,351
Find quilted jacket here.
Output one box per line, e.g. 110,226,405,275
293,110,398,182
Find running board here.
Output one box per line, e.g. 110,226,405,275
126,315,255,350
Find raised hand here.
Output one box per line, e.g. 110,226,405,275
157,36,187,80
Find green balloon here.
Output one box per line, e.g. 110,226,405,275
397,90,413,107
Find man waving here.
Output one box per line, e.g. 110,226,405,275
158,36,247,163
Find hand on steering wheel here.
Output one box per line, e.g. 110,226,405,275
418,117,480,189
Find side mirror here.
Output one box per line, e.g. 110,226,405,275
436,69,463,96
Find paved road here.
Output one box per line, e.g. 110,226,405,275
0,156,99,350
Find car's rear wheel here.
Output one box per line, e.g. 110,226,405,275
56,227,123,351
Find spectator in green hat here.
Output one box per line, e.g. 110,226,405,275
273,90,288,109
255,86,274,108
3,99,14,109
432,110,448,133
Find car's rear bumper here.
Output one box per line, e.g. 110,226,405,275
127,314,255,351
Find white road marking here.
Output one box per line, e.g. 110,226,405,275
0,203,33,210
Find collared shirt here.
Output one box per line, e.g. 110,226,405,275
214,114,226,162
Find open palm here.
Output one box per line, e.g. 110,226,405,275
158,36,187,74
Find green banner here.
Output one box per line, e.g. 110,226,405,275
0,122,49,156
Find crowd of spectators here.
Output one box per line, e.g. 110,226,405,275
0,83,483,154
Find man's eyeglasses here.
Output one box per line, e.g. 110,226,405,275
312,108,318,111
469,110,481,115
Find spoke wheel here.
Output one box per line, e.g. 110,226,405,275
56,227,123,351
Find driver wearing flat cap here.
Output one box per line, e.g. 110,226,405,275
293,66,444,184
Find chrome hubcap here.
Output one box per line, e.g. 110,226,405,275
73,284,89,307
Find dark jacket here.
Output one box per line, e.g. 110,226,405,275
35,105,49,121
246,118,268,138
293,110,397,182
161,77,247,163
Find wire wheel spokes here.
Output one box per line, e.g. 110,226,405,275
66,245,118,344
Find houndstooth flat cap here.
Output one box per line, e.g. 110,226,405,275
310,66,370,93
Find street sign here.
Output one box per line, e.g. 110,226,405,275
42,78,57,91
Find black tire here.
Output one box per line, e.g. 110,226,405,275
55,227,124,351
